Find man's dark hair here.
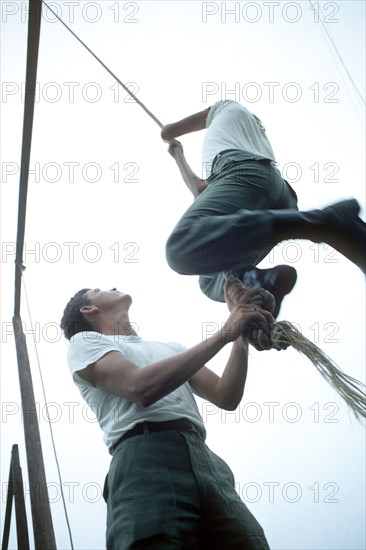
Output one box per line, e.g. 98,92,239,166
60,288,96,341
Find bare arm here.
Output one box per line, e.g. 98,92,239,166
161,108,210,140
189,339,249,410
76,294,271,408
168,139,207,198
189,281,273,410
161,108,211,198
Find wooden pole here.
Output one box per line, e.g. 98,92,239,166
2,445,30,550
11,0,57,545
14,0,43,316
13,316,56,549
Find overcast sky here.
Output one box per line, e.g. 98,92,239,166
1,1,365,549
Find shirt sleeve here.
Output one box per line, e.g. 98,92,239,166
67,331,122,387
206,100,234,128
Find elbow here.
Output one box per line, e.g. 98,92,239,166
161,124,174,141
218,394,242,411
221,401,239,411
139,394,156,408
128,381,157,408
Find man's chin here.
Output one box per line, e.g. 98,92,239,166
121,293,132,305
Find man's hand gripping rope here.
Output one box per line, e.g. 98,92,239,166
224,273,287,351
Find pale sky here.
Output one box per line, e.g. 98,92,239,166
1,1,365,549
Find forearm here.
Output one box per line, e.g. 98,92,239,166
215,337,249,410
134,330,228,406
173,150,207,198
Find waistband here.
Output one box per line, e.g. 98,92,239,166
211,149,274,174
110,418,204,454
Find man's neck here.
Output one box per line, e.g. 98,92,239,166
99,313,138,337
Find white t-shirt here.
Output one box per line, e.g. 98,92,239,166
67,332,206,452
202,100,276,176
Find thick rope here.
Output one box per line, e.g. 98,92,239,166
243,322,366,420
223,272,365,420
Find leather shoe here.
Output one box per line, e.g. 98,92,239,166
273,198,366,274
321,199,366,274
241,265,297,318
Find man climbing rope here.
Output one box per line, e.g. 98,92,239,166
161,100,366,317
61,279,273,549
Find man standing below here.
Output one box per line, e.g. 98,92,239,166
161,100,365,317
61,279,273,549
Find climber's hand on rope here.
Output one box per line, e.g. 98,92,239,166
167,139,184,159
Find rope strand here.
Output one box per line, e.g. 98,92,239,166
224,272,366,420
245,320,366,420
42,0,164,128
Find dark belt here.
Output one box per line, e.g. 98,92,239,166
110,418,203,454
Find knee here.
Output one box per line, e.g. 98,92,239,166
165,242,186,274
165,233,192,275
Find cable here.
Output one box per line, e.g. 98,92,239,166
309,0,365,106
42,0,164,129
22,274,75,550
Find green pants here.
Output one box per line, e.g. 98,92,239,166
106,429,270,549
166,151,298,302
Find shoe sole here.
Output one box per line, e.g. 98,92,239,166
270,265,297,318
325,199,366,274
327,198,360,219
